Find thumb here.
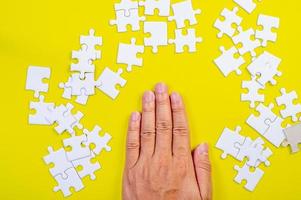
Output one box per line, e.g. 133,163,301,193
193,143,212,200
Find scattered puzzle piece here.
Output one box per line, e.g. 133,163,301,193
276,88,301,122
216,126,245,159
117,38,144,71
96,67,127,99
168,0,201,28
241,76,265,108
232,27,261,57
83,125,112,155
110,9,146,32
234,163,264,192
63,134,91,161
144,21,168,53
139,0,170,16
214,46,245,77
247,51,282,86
234,0,259,14
169,28,202,53
26,66,51,98
54,167,84,197
114,0,139,17
214,7,242,38
29,95,55,125
72,152,101,180
43,146,73,179
255,14,279,47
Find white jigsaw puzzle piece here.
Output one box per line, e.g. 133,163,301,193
117,38,145,71
234,0,259,14
114,0,139,17
169,28,202,53
168,0,201,29
215,126,245,159
214,46,245,77
29,95,55,125
26,66,51,98
72,152,101,180
232,27,261,57
247,51,282,86
235,137,272,167
54,167,84,197
43,147,73,178
234,163,264,192
83,125,112,155
144,21,168,53
110,9,145,32
246,103,277,136
214,7,242,38
264,117,285,147
276,88,301,122
139,0,170,16
241,75,265,108
63,134,91,161
96,67,127,99
255,14,279,47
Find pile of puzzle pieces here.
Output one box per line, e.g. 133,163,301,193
215,0,301,192
26,66,112,197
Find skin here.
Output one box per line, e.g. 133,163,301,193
122,83,212,200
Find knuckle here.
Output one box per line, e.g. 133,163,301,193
156,120,172,133
143,103,155,112
174,146,189,157
173,126,189,136
127,140,140,150
197,159,212,172
141,129,155,138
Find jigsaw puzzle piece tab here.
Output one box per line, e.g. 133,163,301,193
114,0,139,17
234,0,258,14
26,66,51,98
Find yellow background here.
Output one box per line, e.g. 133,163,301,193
1,0,301,199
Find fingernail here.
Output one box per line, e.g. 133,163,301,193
143,91,155,103
155,83,167,94
171,92,181,104
198,143,209,155
131,112,140,121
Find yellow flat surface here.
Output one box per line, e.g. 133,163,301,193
1,0,301,199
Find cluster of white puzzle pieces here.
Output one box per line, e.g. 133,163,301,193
216,126,271,191
26,67,112,197
60,29,127,103
215,0,301,193
111,0,203,55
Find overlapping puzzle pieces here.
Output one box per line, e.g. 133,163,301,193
216,126,272,191
43,125,112,197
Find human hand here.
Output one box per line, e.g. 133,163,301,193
122,83,212,200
